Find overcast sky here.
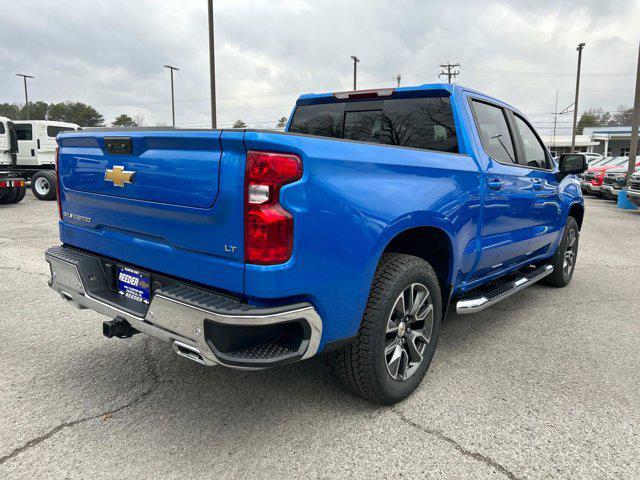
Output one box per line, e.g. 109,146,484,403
1,0,638,133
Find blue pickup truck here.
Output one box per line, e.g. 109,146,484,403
45,83,587,404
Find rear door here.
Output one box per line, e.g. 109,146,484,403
469,98,534,278
15,122,37,166
509,112,564,256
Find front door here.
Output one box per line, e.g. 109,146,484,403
469,99,534,279
510,113,564,256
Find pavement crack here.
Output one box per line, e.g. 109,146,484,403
142,336,162,384
391,408,520,480
0,385,157,466
0,265,49,278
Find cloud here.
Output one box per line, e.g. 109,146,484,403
0,0,638,132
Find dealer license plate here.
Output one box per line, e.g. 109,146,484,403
117,266,150,304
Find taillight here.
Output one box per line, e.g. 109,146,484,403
245,150,302,265
55,145,62,220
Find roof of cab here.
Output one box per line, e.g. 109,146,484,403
12,120,80,128
295,82,521,114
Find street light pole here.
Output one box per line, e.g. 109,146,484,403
15,74,34,120
350,56,360,90
207,0,217,129
571,43,586,153
163,65,179,127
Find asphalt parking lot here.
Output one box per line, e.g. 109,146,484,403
1,193,639,479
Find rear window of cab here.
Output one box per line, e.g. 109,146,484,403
47,126,76,137
289,96,458,153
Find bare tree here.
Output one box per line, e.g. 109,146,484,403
134,112,145,127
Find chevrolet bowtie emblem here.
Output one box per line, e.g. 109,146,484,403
105,166,135,187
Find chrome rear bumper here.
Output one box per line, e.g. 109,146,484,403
45,246,322,369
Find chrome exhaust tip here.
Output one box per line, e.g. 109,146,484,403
60,291,73,301
172,341,206,365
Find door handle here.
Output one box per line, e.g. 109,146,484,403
532,179,543,190
487,179,503,190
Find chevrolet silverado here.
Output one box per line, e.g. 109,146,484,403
45,84,587,404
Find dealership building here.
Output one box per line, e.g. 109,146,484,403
542,126,640,157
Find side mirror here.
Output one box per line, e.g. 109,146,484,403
558,153,588,176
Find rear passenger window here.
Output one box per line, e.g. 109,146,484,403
0,123,5,135
514,115,550,169
471,100,516,164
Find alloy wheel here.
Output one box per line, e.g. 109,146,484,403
384,283,434,381
563,228,578,278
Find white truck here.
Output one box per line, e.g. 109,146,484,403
12,120,79,200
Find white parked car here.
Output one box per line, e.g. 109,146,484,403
584,152,604,164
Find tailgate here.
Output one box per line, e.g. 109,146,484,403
57,129,247,294
59,130,221,208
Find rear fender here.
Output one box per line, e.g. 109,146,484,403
370,213,457,309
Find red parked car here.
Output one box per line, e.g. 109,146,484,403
580,157,629,195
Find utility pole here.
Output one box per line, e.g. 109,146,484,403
552,100,574,154
552,90,559,153
438,63,460,83
207,0,217,129
163,65,179,127
625,41,640,185
396,74,402,87
571,43,586,153
15,74,34,120
350,56,360,90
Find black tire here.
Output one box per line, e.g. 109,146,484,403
13,185,26,204
30,170,57,201
0,187,18,204
334,253,442,404
541,216,580,288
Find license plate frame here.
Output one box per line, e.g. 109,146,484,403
117,266,151,305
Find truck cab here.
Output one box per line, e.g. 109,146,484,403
14,120,79,167
11,120,79,200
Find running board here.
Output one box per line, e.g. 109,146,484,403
456,264,554,315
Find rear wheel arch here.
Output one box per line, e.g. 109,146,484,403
381,226,453,315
